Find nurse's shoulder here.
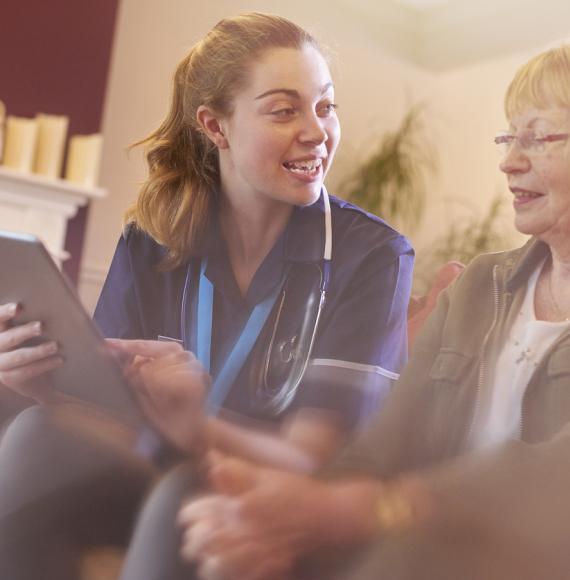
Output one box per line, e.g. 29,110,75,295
120,221,170,271
328,194,414,264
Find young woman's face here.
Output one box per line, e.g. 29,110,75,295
217,45,340,209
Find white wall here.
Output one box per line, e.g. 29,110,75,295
78,0,567,309
412,52,535,252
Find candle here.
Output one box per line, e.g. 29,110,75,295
65,134,103,187
33,113,69,179
0,101,5,163
3,116,38,173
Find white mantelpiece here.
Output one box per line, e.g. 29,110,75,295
0,166,106,266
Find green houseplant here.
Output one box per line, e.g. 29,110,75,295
342,105,436,229
414,194,513,290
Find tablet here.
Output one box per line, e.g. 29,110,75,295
0,230,141,423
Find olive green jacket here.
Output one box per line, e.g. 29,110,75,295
327,238,570,579
334,237,570,478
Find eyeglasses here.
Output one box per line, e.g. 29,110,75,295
494,128,569,157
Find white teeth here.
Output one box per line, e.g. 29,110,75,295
284,159,322,173
515,191,541,198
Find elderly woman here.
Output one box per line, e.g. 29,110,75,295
148,44,570,580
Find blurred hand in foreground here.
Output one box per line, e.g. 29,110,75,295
106,339,209,453
177,452,377,580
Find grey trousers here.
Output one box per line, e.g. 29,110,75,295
0,404,158,580
120,461,202,580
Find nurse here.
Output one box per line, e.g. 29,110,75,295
92,11,413,470
0,12,411,578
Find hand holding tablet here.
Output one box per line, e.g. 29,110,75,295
0,301,64,403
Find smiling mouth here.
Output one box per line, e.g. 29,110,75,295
511,188,544,201
283,159,323,175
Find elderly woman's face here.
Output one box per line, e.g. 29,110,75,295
499,106,570,241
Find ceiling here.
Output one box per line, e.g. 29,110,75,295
335,0,570,70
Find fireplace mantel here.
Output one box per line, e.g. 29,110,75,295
0,166,106,266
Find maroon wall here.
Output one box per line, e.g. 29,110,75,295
0,0,120,284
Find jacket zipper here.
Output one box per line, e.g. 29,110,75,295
466,265,502,446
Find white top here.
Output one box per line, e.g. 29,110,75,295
470,261,570,451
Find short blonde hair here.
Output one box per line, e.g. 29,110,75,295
127,13,322,269
505,45,570,119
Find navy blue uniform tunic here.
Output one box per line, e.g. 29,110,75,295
94,193,413,429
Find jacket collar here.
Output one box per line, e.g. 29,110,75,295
504,237,550,291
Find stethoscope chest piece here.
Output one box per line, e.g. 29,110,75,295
249,261,326,415
278,335,298,365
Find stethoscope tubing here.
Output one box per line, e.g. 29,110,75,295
179,187,332,414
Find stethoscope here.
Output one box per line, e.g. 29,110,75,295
180,188,332,416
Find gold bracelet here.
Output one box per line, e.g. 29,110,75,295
376,479,428,533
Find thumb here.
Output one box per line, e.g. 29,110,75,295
427,261,464,305
207,452,259,496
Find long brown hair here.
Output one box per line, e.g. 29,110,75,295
126,13,321,268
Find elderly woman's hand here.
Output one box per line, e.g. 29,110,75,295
106,339,209,453
177,453,375,580
178,457,304,580
0,302,64,403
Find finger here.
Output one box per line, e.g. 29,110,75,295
105,338,184,358
196,554,228,580
201,543,292,580
208,455,259,497
0,321,43,352
148,376,205,405
146,364,207,390
178,495,232,527
0,340,59,372
132,387,189,430
180,502,246,560
122,354,151,378
0,302,20,327
185,522,258,572
102,342,135,366
143,349,199,374
121,364,140,387
427,262,465,304
181,519,222,562
135,360,206,396
0,354,64,386
196,553,231,580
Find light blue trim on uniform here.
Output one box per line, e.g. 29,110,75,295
196,259,213,371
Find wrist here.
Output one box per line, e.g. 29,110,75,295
375,476,434,534
204,416,222,451
324,480,383,545
324,476,434,545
